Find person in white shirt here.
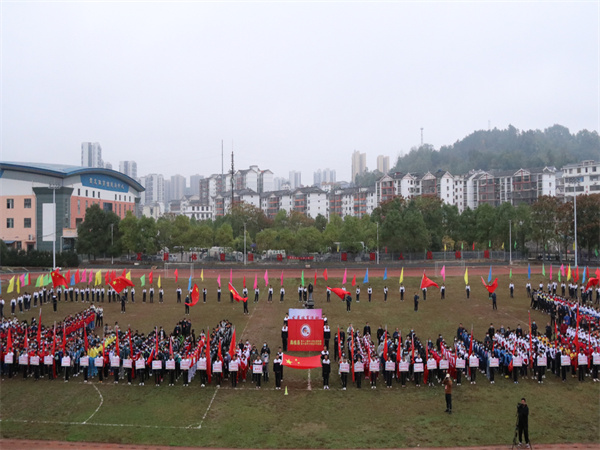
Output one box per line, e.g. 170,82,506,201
356,286,361,302
280,286,285,302
268,286,273,302
367,286,373,302
399,284,405,301
383,286,388,302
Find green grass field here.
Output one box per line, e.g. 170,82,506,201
1,265,599,448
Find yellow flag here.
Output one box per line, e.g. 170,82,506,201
444,243,447,251
7,276,14,293
95,270,102,286
17,277,20,294
201,269,204,282
464,267,469,285
399,267,404,284
567,264,571,281
501,242,504,250
158,276,162,288
573,242,576,250
126,271,131,281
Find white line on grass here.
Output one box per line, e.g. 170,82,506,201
82,383,104,424
307,369,311,390
193,386,219,429
0,419,192,430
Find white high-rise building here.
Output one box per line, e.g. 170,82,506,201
81,142,103,168
170,174,186,201
119,161,138,179
289,171,302,189
351,150,367,183
189,174,203,196
377,155,390,174
141,173,165,205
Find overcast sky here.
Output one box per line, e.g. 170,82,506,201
2,1,598,184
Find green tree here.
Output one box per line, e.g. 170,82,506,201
530,195,560,259
314,214,328,232
340,216,363,253
295,227,323,253
322,214,343,250
256,229,278,252
215,223,234,248
400,207,430,252
76,204,119,259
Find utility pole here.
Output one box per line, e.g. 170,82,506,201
230,150,235,212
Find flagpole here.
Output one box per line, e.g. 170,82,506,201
509,219,512,265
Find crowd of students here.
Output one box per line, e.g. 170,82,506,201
1,277,599,389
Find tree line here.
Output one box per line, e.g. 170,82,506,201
74,194,600,262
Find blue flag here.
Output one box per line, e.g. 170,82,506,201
527,263,531,280
383,268,388,280
582,267,587,285
487,265,492,283
70,274,75,286
188,276,192,291
363,268,369,284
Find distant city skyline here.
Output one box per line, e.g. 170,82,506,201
3,3,596,182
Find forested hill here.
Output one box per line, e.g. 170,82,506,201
392,124,600,174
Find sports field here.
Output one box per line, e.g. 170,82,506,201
1,264,599,448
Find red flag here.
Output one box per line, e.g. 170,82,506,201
411,334,415,362
229,328,237,358
323,268,328,281
174,269,179,283
163,252,169,262
36,308,42,349
185,284,200,306
528,312,532,368
469,327,473,357
420,272,439,289
128,328,133,357
424,344,429,384
383,330,388,361
314,271,317,287
350,327,355,382
115,327,120,358
575,304,580,352
585,277,599,290
351,275,356,287
65,270,71,283
149,271,153,285
169,337,173,359
75,269,80,284
23,326,28,349
281,353,323,369
205,341,211,384
337,326,341,360
243,276,246,288
6,328,12,349
574,266,580,282
84,323,88,353
52,324,56,376
481,277,499,294
62,323,66,353
153,327,158,357
109,276,135,293
228,282,245,302
472,242,475,250
121,269,127,278
328,286,351,300
104,271,110,285
50,270,68,289
218,339,223,363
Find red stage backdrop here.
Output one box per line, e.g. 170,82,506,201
288,309,324,351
